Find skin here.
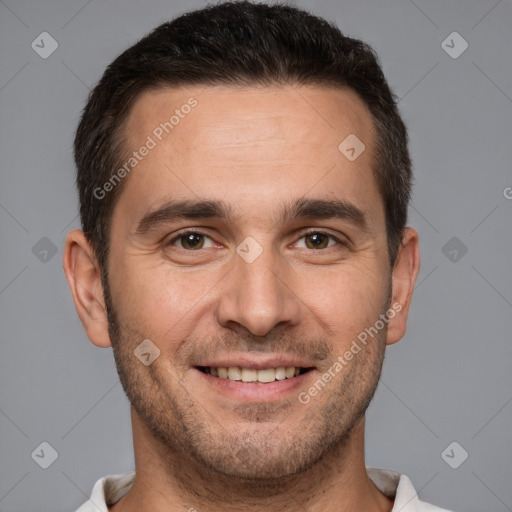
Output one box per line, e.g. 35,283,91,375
63,84,420,512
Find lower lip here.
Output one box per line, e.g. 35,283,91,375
194,368,315,402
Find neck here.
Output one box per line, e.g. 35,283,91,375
110,409,393,512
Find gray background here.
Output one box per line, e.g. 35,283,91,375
1,0,511,510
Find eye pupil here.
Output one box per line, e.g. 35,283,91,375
306,233,328,249
182,233,204,249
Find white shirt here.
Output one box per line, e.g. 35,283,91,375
75,467,452,511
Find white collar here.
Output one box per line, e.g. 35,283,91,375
76,467,452,511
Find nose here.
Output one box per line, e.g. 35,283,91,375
215,245,301,337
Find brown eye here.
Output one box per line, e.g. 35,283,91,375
304,232,331,249
181,233,204,249
171,232,212,250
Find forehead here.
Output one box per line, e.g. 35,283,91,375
123,84,375,157
115,84,382,229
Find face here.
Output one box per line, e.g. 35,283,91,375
103,85,394,479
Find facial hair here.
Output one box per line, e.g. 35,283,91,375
102,269,391,482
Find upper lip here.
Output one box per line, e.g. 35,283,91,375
195,354,316,370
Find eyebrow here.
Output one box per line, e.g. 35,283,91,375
135,200,236,234
278,197,371,234
134,197,371,235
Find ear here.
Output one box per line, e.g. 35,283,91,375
386,227,421,346
62,229,112,348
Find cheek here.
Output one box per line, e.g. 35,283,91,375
299,261,387,346
111,260,218,337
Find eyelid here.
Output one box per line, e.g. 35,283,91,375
166,228,215,247
292,229,349,249
165,227,349,249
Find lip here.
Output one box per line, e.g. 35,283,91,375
194,354,316,371
193,366,316,402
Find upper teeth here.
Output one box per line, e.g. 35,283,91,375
209,366,300,383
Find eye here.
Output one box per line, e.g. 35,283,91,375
295,231,341,250
168,231,215,250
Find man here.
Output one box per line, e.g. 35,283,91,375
64,2,451,510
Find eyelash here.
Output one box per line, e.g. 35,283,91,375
166,228,347,250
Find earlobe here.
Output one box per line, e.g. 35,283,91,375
62,229,112,348
386,227,421,346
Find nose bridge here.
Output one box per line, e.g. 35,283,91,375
216,240,300,336
240,246,282,303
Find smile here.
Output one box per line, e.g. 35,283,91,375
197,366,313,384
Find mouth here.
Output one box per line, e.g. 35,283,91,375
197,365,314,384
